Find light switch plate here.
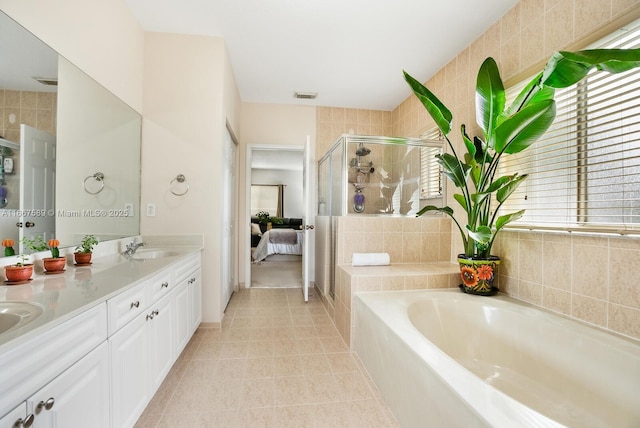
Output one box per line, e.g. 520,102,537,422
146,203,156,217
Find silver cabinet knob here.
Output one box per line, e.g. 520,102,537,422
37,397,55,411
161,281,169,288
130,301,140,309
14,414,34,427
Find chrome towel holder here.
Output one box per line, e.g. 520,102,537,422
83,172,105,195
170,174,189,196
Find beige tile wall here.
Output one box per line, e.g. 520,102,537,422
316,107,392,160
389,0,640,340
0,89,57,142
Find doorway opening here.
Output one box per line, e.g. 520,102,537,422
247,146,304,288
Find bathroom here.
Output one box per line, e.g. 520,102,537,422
0,0,639,426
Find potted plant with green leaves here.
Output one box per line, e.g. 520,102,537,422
256,211,283,231
74,234,98,265
2,238,33,282
43,238,66,273
404,49,640,295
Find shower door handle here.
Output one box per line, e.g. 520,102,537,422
305,225,315,230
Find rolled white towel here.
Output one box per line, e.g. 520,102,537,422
352,252,390,266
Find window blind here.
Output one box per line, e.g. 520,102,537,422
420,129,444,200
500,19,640,234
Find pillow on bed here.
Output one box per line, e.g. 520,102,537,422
251,223,262,236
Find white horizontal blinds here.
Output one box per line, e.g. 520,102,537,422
500,20,640,232
420,129,444,199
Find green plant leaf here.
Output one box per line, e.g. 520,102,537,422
471,192,490,204
495,210,525,231
416,205,453,217
484,175,514,193
496,174,528,203
541,49,640,88
453,193,468,211
467,225,492,244
504,72,555,117
494,99,556,154
404,70,453,135
475,57,505,145
438,153,470,188
461,124,476,159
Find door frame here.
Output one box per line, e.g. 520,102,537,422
244,144,305,288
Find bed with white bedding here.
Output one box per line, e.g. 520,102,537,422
253,229,304,262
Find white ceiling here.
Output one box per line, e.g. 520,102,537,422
124,0,520,111
251,149,303,171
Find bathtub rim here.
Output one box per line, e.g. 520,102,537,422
354,288,640,428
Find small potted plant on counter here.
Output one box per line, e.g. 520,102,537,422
74,234,98,265
43,238,66,273
3,238,33,283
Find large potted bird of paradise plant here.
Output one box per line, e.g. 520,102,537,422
404,49,640,295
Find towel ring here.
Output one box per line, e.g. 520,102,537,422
170,174,189,196
83,172,105,195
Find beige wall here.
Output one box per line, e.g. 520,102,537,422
390,0,640,339
238,103,316,286
141,32,240,324
0,0,144,112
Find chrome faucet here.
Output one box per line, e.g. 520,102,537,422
123,238,145,256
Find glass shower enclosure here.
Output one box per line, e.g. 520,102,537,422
316,134,445,298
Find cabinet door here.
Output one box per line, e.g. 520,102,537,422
173,280,190,356
109,314,149,428
189,269,202,333
27,342,110,428
148,291,174,390
0,403,28,428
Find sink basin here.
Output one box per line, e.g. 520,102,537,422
0,302,44,335
130,249,182,260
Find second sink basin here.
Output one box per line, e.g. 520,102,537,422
131,249,182,260
0,302,44,336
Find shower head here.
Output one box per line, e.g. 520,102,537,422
355,143,371,157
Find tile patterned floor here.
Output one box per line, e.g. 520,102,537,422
135,287,399,427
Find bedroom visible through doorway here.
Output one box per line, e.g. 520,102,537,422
249,148,304,288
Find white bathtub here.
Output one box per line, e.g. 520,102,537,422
354,289,640,428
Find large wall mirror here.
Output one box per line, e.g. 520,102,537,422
0,11,141,253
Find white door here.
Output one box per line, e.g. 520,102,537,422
302,136,314,302
221,128,237,310
19,124,56,249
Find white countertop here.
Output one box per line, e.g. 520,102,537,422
0,236,203,351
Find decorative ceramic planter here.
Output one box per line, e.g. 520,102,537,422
43,257,66,273
457,255,500,295
5,264,34,282
74,252,92,265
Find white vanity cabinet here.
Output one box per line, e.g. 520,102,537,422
0,303,107,428
110,255,201,428
26,342,110,428
0,250,203,428
174,256,202,354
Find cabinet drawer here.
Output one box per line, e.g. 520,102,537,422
0,303,107,418
147,269,173,303
174,255,200,284
108,283,148,336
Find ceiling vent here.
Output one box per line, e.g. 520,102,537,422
294,91,317,99
33,77,58,86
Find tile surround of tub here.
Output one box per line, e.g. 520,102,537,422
494,231,640,340
317,215,458,347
